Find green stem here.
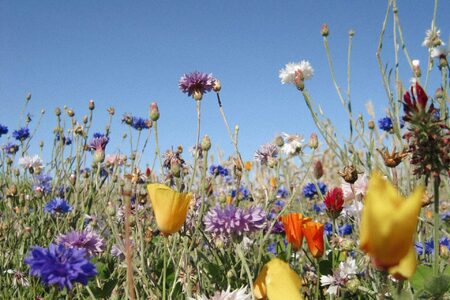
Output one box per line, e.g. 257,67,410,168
188,100,201,191
163,237,168,300
154,121,164,176
433,175,440,276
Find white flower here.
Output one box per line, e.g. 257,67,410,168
281,132,304,156
320,275,340,295
18,155,43,172
422,28,445,48
189,286,251,300
431,46,449,59
341,174,368,200
342,200,363,218
320,257,358,296
338,257,357,278
4,269,30,287
412,59,420,67
105,154,127,166
279,60,314,84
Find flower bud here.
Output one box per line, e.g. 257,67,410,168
193,90,203,101
107,107,115,115
349,29,355,37
26,93,32,101
55,107,61,116
89,99,95,110
435,87,444,100
274,135,284,147
212,79,221,92
66,108,75,117
150,102,160,121
368,120,375,129
321,24,329,37
201,135,211,151
346,278,360,294
412,60,421,77
309,133,318,149
83,115,88,124
324,187,344,219
338,165,358,184
313,160,324,179
268,157,278,168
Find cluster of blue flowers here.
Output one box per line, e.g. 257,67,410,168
276,187,289,198
12,127,30,141
56,133,72,146
302,182,327,199
131,116,151,131
44,198,72,214
324,223,353,236
415,238,450,255
231,186,250,200
209,164,229,177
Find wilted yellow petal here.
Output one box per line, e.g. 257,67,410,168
147,183,192,234
253,258,302,300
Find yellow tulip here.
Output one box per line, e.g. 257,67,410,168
359,172,424,278
253,258,303,300
147,183,192,234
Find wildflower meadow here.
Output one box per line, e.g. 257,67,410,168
1,1,450,299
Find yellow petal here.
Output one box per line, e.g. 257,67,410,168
253,258,302,300
360,172,424,267
147,183,192,234
388,245,417,279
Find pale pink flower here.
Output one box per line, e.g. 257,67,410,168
341,174,368,200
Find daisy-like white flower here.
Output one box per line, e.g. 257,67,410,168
254,143,278,165
281,132,304,156
279,60,314,84
18,155,43,173
341,173,368,200
320,257,358,295
422,28,445,48
4,269,30,287
189,286,251,300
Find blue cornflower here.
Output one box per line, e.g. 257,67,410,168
12,127,30,141
209,164,229,177
56,133,72,146
276,187,289,198
302,182,327,199
44,198,72,214
267,243,276,254
378,117,393,132
267,212,284,234
2,142,19,155
440,238,450,249
131,117,151,131
93,132,105,139
34,173,52,194
25,243,96,290
313,203,325,213
339,224,353,236
231,186,250,200
274,200,285,207
441,211,450,222
324,223,332,236
415,240,434,255
0,124,8,137
433,109,440,120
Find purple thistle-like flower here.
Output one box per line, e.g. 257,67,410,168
254,143,278,165
56,230,105,256
12,127,30,141
2,142,19,155
204,204,266,237
44,198,72,214
0,124,8,137
88,135,109,152
25,243,96,290
178,71,215,99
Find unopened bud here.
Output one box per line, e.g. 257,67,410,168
412,60,421,77
435,87,444,100
26,93,32,101
150,102,160,121
107,107,115,115
212,79,221,92
268,157,277,168
89,99,95,110
313,160,324,179
39,141,44,148
346,278,360,294
55,107,61,116
66,108,75,117
321,24,329,37
201,135,211,151
83,116,88,124
368,120,375,129
309,133,318,149
193,90,203,101
349,30,355,37
274,135,284,147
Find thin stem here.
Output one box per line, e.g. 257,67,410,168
154,121,164,177
188,100,201,191
433,175,440,276
163,237,168,300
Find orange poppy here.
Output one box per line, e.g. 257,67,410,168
302,221,324,258
281,213,311,251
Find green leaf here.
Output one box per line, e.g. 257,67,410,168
424,275,450,298
410,265,433,291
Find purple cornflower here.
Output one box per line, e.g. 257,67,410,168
378,117,393,132
12,127,30,141
56,230,105,256
131,116,151,131
209,164,229,177
33,173,52,194
204,204,266,237
25,243,96,290
254,143,278,165
0,124,8,137
179,71,215,100
88,135,109,152
303,182,327,199
267,212,284,234
44,198,72,214
3,142,19,155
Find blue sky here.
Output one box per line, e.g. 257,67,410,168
1,1,448,167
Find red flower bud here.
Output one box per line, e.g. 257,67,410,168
324,187,344,219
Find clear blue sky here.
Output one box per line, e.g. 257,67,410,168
1,1,448,165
